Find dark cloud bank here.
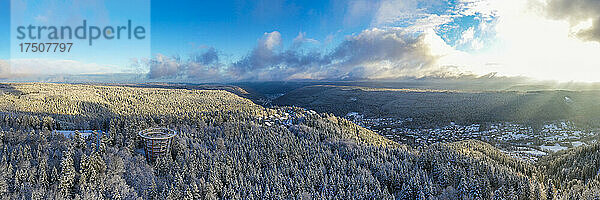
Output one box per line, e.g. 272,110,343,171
145,28,459,82
546,0,600,42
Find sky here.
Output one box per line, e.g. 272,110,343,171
1,0,600,82
0,0,8,60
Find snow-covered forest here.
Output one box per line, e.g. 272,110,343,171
0,83,598,199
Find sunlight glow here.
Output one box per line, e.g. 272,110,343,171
431,0,600,82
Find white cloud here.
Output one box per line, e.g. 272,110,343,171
373,0,418,25
145,51,224,81
470,39,484,50
433,0,600,82
360,0,600,82
455,0,497,19
146,54,181,79
227,27,465,81
458,27,475,45
137,0,600,82
262,31,282,50
372,0,454,30
0,60,10,79
545,0,600,42
344,0,379,26
6,59,118,75
292,32,319,47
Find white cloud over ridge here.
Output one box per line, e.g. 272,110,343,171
145,49,224,82
0,60,10,79
144,28,467,82
1,59,117,76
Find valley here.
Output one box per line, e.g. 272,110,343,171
272,85,600,162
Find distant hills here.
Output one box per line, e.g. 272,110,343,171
273,85,600,127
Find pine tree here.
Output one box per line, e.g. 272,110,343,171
58,147,76,197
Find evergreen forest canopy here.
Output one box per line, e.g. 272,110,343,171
0,83,598,199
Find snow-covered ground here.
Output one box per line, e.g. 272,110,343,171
540,144,568,152
53,130,105,138
571,141,585,147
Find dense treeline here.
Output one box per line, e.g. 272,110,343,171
0,83,597,199
0,123,546,199
537,143,600,199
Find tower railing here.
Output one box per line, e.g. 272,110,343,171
138,128,177,161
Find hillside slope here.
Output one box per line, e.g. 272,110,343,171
537,143,600,199
0,83,584,199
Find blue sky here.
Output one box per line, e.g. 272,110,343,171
7,0,150,71
0,0,8,60
149,0,370,61
1,0,372,66
2,0,600,82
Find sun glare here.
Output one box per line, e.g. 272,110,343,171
430,0,600,82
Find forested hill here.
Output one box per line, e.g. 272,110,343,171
537,143,600,198
0,83,595,199
273,85,600,127
99,83,271,105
